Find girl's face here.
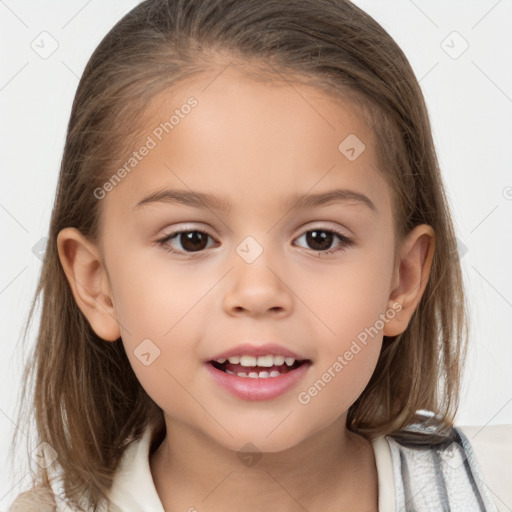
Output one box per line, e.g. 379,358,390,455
79,66,421,452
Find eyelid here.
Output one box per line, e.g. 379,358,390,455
158,223,216,238
157,221,351,241
295,220,351,237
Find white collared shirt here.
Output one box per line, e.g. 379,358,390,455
106,422,512,512
8,422,511,511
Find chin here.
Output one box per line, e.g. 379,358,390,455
210,427,308,455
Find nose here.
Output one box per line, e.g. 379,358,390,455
222,254,294,318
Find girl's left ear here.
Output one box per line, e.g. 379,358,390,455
383,224,436,337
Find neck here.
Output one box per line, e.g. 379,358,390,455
149,414,378,512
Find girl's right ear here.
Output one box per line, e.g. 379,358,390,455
56,227,121,342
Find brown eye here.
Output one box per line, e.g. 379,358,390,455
295,228,353,255
158,229,216,255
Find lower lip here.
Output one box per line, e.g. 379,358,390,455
205,361,312,401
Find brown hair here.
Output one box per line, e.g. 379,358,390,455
10,0,468,510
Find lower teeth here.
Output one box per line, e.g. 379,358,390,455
225,369,282,378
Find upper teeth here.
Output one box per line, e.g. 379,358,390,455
215,355,296,367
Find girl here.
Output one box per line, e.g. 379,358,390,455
7,0,510,511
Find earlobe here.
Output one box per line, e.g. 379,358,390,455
56,227,121,342
383,224,435,337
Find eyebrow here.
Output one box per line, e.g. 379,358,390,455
133,188,377,214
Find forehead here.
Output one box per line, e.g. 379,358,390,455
101,65,393,225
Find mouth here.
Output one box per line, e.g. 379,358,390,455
205,343,312,400
209,355,310,379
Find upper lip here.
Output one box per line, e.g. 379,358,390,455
209,342,309,362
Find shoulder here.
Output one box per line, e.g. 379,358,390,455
457,423,512,512
384,411,505,512
7,485,57,512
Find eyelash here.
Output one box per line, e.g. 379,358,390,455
156,226,353,258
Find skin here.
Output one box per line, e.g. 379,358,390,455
57,65,435,512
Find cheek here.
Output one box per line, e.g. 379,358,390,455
110,250,202,336
296,338,381,428
107,252,211,400
296,269,387,417
292,247,391,409
114,279,201,415
298,249,393,344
